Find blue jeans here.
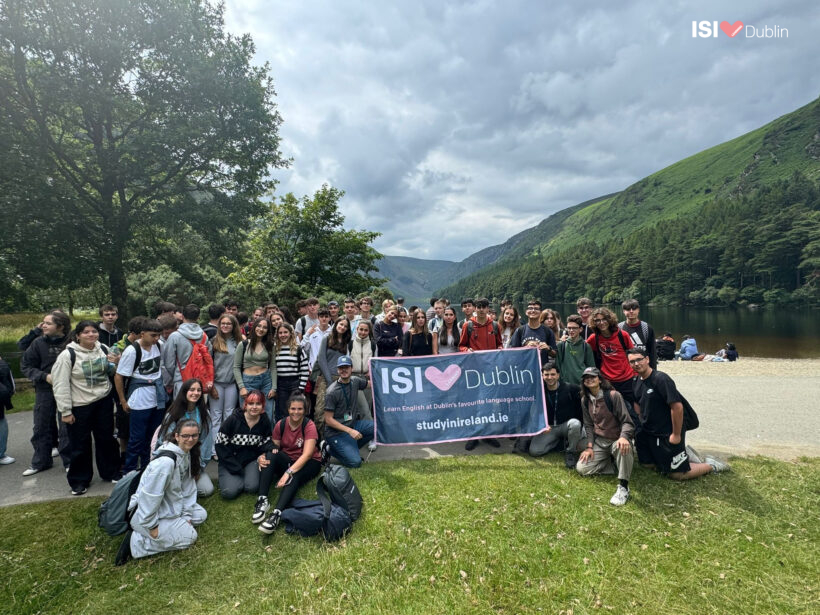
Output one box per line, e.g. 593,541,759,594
243,372,274,422
326,420,374,468
0,416,8,457
124,406,165,472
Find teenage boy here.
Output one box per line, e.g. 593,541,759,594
224,301,239,316
525,363,584,466
429,298,446,334
96,304,122,348
459,298,475,328
343,297,358,322
157,314,178,348
295,298,320,341
576,297,594,340
323,356,374,468
375,299,394,324
327,300,340,323
555,314,596,385
202,304,226,341
586,307,637,421
352,297,376,329
458,298,503,451
115,319,166,473
510,299,557,363
619,299,657,369
628,348,728,479
302,308,333,371
161,304,211,396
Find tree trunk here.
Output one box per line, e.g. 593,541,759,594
108,241,128,322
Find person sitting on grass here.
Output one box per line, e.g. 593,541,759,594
215,390,272,500
576,367,635,506
323,356,375,468
255,393,323,534
117,418,207,565
628,348,729,479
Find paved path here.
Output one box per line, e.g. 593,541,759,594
2,372,817,508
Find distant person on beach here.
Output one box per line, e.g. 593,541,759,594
715,343,739,361
618,299,657,369
675,335,699,360
656,332,675,361
628,348,729,478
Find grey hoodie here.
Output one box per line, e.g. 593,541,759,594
161,323,211,388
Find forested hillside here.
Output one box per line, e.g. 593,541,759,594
437,96,820,306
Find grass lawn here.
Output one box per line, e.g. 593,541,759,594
0,311,98,345
0,455,817,615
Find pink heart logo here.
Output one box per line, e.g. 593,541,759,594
720,20,744,38
424,365,462,391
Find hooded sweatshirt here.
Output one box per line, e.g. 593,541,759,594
21,334,69,391
458,317,503,352
161,322,210,388
129,441,198,538
51,341,113,415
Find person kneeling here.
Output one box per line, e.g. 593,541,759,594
323,356,374,468
255,393,323,533
525,362,584,467
216,390,272,499
576,368,635,506
628,348,729,479
121,419,207,563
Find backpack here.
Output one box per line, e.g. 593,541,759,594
465,320,499,345
98,450,176,536
317,464,363,522
618,320,650,351
590,329,629,369
280,498,326,537
177,334,214,393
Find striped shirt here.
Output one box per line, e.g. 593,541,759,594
273,346,310,390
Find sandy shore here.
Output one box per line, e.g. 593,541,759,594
656,358,820,460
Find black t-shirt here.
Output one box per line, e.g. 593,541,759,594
632,370,681,435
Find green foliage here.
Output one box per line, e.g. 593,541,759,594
0,456,817,614
230,184,384,303
0,0,286,315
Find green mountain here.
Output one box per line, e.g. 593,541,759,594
435,96,820,306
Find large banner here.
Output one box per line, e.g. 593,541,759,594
370,347,547,445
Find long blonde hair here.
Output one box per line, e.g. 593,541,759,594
212,314,242,353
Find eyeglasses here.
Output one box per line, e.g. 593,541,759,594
592,318,607,323
178,433,200,440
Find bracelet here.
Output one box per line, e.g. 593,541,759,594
286,468,294,476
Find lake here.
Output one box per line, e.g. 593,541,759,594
2,304,819,379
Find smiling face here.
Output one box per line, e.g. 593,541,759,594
254,319,269,338
245,396,265,417
334,318,349,335
542,368,560,389
356,322,370,339
628,352,650,376
269,313,283,328
582,375,600,393
277,325,292,343
219,316,234,335
287,400,306,424
503,308,515,324
78,325,99,348
186,381,203,404
175,425,200,453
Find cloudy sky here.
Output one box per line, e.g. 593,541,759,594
224,0,820,262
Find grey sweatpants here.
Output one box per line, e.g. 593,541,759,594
529,419,584,457
130,504,207,559
575,436,634,481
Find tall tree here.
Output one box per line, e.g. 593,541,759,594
0,0,286,312
231,184,384,302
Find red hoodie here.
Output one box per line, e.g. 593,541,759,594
459,318,503,352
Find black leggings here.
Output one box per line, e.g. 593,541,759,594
258,451,321,511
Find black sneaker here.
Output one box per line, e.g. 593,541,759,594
114,529,133,566
251,496,270,524
465,440,478,451
319,440,331,464
485,438,501,448
564,451,579,469
71,486,87,496
259,509,281,535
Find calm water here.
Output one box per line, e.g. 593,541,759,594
511,304,820,359
2,305,819,378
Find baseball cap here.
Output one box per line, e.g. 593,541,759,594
337,356,353,368
581,367,600,378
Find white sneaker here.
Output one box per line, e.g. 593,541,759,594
705,456,730,473
251,496,270,524
609,485,630,506
685,445,702,464
367,441,378,452
51,447,59,458
22,467,41,476
0,455,15,465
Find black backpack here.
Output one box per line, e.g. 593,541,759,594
317,464,363,522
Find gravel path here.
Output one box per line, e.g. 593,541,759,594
2,357,817,507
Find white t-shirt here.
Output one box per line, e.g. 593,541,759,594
116,343,162,409
295,315,320,338
304,327,332,370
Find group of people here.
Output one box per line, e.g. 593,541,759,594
0,292,729,563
